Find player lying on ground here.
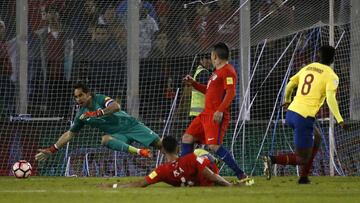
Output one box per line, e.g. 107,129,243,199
181,42,253,184
263,45,348,184
35,82,161,161
105,136,249,188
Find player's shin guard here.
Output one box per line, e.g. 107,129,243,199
180,143,194,156
215,146,244,179
105,139,130,152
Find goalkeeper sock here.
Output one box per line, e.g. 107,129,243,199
128,146,140,155
215,146,244,178
274,153,299,165
105,139,130,152
300,147,319,177
180,143,194,156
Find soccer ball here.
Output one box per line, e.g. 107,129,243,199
12,160,32,178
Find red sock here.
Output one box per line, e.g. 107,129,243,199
300,147,319,177
274,153,299,165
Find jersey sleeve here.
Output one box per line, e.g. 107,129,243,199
217,68,237,112
145,166,164,184
325,73,343,123
96,94,115,108
326,73,339,91
69,113,84,133
195,156,212,172
222,69,237,90
289,68,304,85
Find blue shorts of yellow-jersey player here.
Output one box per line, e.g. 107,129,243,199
286,110,315,149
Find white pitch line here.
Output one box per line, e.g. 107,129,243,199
0,190,46,193
0,190,120,193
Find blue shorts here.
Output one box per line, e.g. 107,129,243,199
286,110,315,149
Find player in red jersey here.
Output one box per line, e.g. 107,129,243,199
181,42,252,184
107,136,232,188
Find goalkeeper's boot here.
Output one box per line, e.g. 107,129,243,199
298,177,311,184
263,155,273,180
233,174,255,186
139,148,152,158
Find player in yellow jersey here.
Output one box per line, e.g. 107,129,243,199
263,45,348,184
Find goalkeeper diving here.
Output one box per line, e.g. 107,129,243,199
35,82,161,161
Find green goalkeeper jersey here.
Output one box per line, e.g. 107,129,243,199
70,94,139,134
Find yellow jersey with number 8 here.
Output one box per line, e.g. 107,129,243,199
288,62,339,118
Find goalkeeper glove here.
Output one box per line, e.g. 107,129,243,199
35,144,58,161
80,109,104,120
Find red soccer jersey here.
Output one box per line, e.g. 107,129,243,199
145,153,216,187
204,64,237,116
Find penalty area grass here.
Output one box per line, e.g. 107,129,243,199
0,176,359,203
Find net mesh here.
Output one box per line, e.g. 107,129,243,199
0,0,359,177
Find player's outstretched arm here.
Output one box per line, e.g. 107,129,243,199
202,167,232,187
112,179,150,188
326,90,346,127
183,74,207,94
35,131,76,161
80,101,120,120
102,101,121,115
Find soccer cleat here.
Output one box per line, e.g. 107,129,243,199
233,174,255,186
298,177,311,184
139,149,152,158
263,155,272,180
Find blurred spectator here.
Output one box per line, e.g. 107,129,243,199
98,3,119,28
157,61,175,120
149,30,169,58
155,0,170,18
270,0,294,28
113,25,127,57
0,0,16,39
192,4,212,51
155,0,170,27
70,0,100,54
46,5,65,80
139,5,159,58
212,0,239,49
257,0,272,22
116,0,159,23
29,0,65,35
257,0,294,31
0,20,15,116
81,24,123,61
174,28,200,56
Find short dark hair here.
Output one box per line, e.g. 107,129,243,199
162,136,178,154
212,42,229,60
199,53,211,59
319,45,335,65
73,82,91,94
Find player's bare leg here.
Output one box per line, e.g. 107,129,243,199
101,135,152,158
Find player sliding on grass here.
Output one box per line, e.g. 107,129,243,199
263,45,348,184
106,136,245,188
35,82,161,161
181,42,253,184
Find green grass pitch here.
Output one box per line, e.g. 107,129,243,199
0,176,359,203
